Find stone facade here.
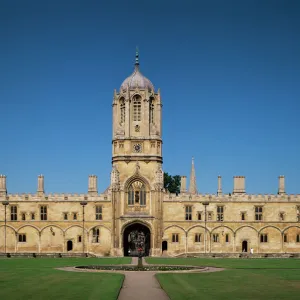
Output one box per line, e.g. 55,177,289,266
1,53,300,256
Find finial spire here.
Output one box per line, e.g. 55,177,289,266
135,47,139,69
189,157,198,194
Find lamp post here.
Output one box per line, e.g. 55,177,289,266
202,201,209,254
2,201,9,254
80,201,87,255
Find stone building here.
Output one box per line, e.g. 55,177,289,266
1,52,300,256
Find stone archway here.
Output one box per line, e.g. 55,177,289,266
123,223,150,257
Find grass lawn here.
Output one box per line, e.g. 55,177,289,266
147,258,300,300
0,257,130,300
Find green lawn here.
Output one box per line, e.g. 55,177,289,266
0,257,130,300
147,258,300,300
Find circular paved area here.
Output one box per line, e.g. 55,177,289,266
57,257,224,300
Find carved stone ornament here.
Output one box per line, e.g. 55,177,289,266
155,166,164,190
115,124,125,137
110,166,120,191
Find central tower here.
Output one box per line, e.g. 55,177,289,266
110,51,164,256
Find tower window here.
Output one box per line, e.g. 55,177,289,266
120,99,125,123
127,181,146,206
133,95,141,121
150,101,154,123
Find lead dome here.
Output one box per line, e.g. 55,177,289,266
120,51,154,91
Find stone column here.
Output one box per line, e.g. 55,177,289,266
278,175,285,195
0,175,7,196
37,175,44,196
180,176,187,193
217,175,222,196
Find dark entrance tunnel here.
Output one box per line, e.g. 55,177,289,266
123,223,150,257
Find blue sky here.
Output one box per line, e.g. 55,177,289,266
1,0,299,194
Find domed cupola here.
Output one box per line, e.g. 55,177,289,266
120,50,154,92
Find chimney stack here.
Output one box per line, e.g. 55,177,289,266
88,175,98,195
278,175,285,195
180,176,187,193
37,175,44,195
233,176,245,194
0,175,7,196
217,175,222,196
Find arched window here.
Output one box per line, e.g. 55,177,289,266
120,98,125,124
92,228,100,243
150,101,154,123
128,185,134,205
133,95,141,121
128,181,146,206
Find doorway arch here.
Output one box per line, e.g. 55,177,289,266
162,241,168,252
67,240,73,251
242,240,248,252
123,223,151,257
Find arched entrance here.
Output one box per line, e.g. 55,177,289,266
123,223,150,257
242,240,248,252
162,241,168,251
67,240,73,251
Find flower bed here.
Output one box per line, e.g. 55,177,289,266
75,265,203,271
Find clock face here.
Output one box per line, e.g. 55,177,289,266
133,143,142,153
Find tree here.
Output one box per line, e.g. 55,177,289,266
164,172,181,194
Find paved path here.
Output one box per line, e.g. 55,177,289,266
118,257,169,300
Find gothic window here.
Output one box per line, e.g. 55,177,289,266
31,213,35,220
92,228,100,243
95,206,102,220
128,186,134,205
18,234,26,243
226,234,230,243
296,234,300,243
241,212,246,221
120,98,125,124
260,234,268,243
150,100,154,123
21,213,26,221
63,213,68,220
284,234,288,243
133,95,141,121
255,206,263,221
213,234,219,243
185,206,192,220
78,235,82,243
40,206,47,221
73,212,77,220
217,206,224,221
11,206,17,221
172,233,179,243
195,233,201,243
197,212,202,221
127,181,146,206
